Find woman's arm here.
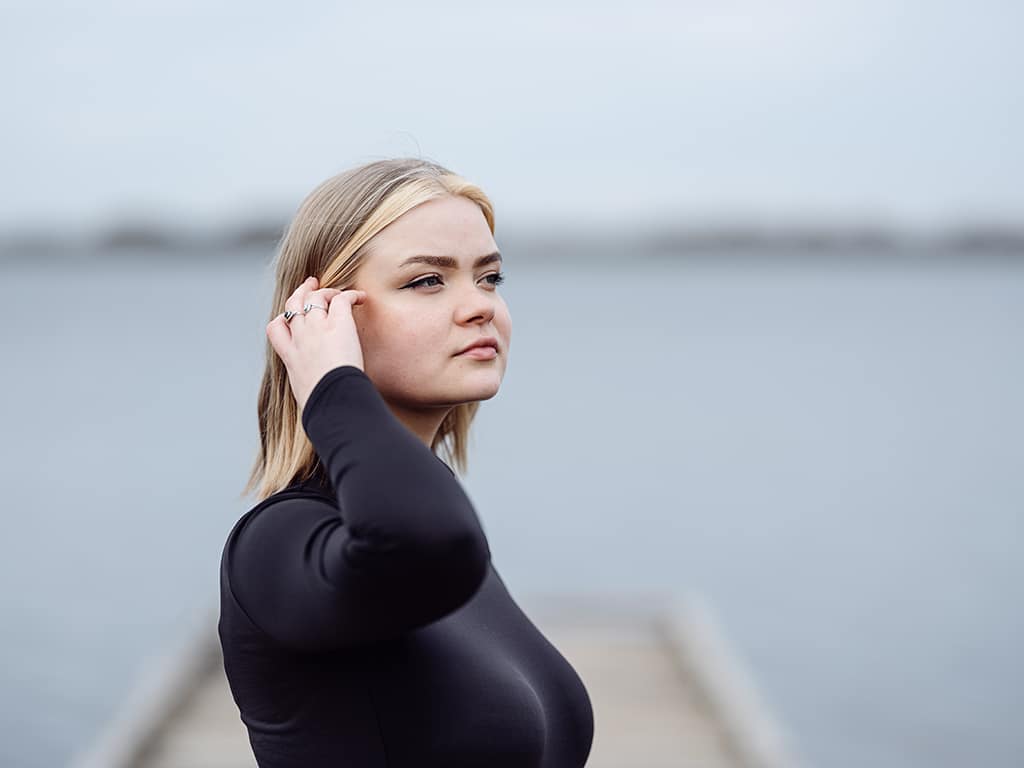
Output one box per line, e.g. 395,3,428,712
226,365,491,652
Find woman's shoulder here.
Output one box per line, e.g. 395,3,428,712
249,469,336,514
224,478,336,555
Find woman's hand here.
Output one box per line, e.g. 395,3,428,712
267,276,368,413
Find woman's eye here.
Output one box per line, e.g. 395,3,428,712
408,275,443,289
406,272,506,290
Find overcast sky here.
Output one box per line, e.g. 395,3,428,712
1,0,1021,233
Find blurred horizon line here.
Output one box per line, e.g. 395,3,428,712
3,214,1024,260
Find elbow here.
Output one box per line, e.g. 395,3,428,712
425,524,491,614
443,526,491,598
344,511,492,623
403,499,491,596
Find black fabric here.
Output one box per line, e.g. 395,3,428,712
218,365,594,767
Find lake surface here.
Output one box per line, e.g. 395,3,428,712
1,248,1021,767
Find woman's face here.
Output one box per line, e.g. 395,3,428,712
349,194,512,410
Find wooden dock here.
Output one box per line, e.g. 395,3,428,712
70,592,801,768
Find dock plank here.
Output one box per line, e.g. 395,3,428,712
74,595,797,768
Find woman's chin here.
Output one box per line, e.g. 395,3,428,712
452,372,502,402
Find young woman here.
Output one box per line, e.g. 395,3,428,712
218,157,595,767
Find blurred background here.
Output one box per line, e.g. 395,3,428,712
1,1,1021,766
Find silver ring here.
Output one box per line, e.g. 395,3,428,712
283,309,299,322
303,303,327,315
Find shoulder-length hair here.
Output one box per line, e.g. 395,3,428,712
241,156,496,502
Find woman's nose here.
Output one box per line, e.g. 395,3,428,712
455,281,497,323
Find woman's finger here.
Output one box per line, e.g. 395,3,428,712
291,287,343,323
266,313,293,361
284,276,319,319
288,276,317,303
327,289,366,319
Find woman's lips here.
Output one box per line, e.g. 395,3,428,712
458,346,498,360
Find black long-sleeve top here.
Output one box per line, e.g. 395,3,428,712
218,365,594,767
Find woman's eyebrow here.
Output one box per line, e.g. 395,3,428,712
397,251,502,270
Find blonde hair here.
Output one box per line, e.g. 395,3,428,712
241,157,496,502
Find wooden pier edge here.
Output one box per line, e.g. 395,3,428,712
68,601,222,768
658,592,804,768
69,591,803,768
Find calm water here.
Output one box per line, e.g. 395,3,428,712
1,249,1021,767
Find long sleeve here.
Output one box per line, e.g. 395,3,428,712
226,365,491,652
